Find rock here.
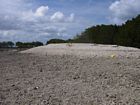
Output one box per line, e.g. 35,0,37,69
40,68,43,72
34,86,39,90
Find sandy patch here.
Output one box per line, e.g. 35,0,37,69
21,43,140,58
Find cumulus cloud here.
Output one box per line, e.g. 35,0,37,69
50,11,65,22
109,0,140,24
35,6,49,17
0,0,75,42
50,11,75,22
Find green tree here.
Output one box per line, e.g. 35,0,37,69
46,39,67,44
7,41,14,48
71,14,140,48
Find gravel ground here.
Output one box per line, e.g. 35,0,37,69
0,45,140,105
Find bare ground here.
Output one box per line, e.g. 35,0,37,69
0,49,140,105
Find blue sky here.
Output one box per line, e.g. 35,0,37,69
0,0,140,42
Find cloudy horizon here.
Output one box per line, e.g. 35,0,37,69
0,0,140,42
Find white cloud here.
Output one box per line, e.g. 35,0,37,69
35,6,49,17
50,12,75,22
21,10,35,22
0,0,76,42
109,0,140,24
50,11,64,22
67,13,75,22
20,5,50,22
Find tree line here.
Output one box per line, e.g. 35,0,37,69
47,15,140,48
0,41,43,48
0,41,14,48
71,15,140,48
1,15,140,48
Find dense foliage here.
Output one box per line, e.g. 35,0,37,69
0,41,44,48
46,15,140,48
72,15,140,48
46,39,67,44
16,41,43,48
0,41,14,48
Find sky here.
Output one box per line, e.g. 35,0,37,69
0,0,140,42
